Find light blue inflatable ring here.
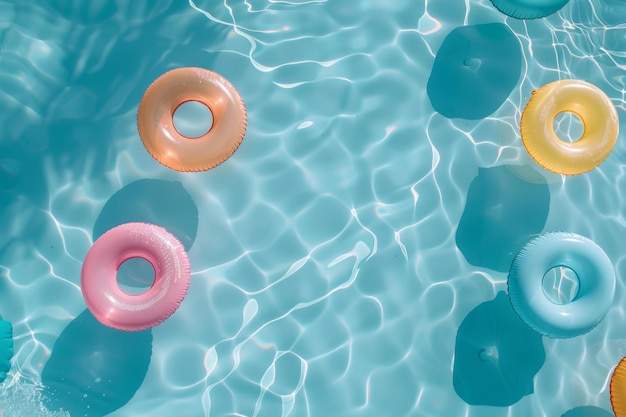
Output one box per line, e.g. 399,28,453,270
491,0,570,19
508,232,615,339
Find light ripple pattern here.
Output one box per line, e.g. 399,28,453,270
0,0,624,416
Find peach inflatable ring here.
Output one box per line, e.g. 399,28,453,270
612,357,626,417
137,67,247,172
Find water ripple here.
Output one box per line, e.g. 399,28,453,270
0,0,624,416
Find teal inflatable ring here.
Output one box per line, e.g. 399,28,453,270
0,316,13,383
508,232,615,339
491,0,570,19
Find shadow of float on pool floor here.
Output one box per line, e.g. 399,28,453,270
560,406,614,417
41,309,152,417
453,292,546,407
427,23,522,120
455,166,551,273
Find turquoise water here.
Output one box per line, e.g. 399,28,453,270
0,0,625,416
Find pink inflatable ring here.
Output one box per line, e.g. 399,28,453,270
81,222,191,331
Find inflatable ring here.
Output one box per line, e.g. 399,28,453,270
81,222,191,331
0,316,12,383
520,79,619,175
611,357,626,417
137,67,247,172
491,0,570,19
508,232,615,339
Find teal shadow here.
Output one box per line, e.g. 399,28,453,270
453,292,545,406
42,309,152,417
93,178,198,249
456,166,550,272
427,23,522,120
561,406,614,417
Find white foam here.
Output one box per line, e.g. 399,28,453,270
0,375,69,417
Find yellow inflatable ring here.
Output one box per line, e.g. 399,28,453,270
611,357,626,417
520,79,619,175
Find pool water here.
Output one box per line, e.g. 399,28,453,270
0,0,625,416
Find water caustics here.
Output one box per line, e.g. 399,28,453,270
0,0,624,416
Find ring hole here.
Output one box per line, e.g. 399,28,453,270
117,257,155,295
553,111,584,143
542,265,580,305
173,101,214,138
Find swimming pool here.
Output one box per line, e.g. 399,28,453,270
0,0,625,416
